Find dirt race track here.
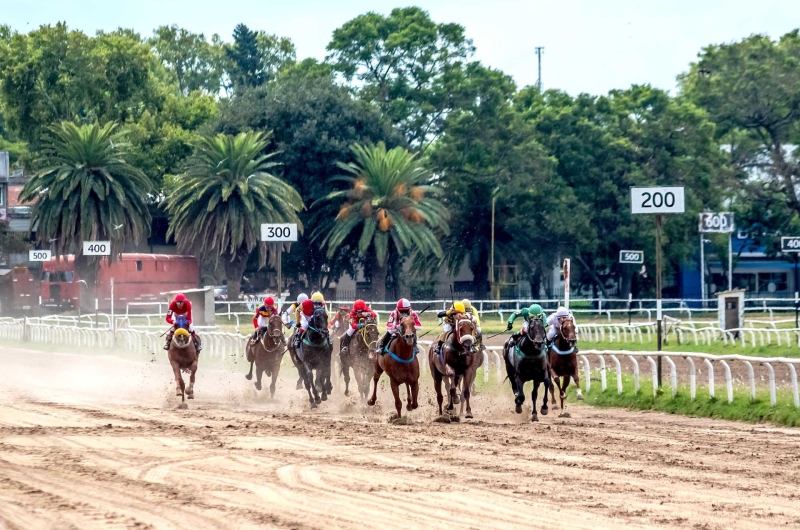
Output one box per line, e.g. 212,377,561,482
1,346,800,529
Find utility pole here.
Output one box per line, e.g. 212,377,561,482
534,47,545,90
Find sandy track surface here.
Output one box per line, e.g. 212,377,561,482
1,345,799,529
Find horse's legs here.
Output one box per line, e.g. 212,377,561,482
410,379,419,410
301,362,320,407
463,375,473,419
405,383,412,411
433,371,444,415
269,357,280,399
541,375,550,416
558,376,569,410
530,381,539,422
389,378,402,419
573,365,584,400
513,374,525,414
341,356,351,396
245,360,254,381
186,363,197,399
447,375,459,412
170,360,184,401
367,357,383,407
254,361,264,391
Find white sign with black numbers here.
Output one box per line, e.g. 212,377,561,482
619,250,644,264
261,223,298,242
781,237,800,253
83,241,111,256
29,250,51,262
630,186,685,214
699,212,734,233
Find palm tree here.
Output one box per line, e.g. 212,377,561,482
163,131,303,299
316,143,449,301
19,121,152,293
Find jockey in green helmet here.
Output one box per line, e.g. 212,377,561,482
506,304,545,347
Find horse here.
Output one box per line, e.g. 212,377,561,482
293,306,333,408
504,316,550,422
245,314,286,398
428,313,480,419
168,315,198,406
548,317,582,412
332,306,350,338
368,315,420,419
340,316,379,398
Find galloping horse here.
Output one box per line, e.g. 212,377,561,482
504,316,550,422
340,316,378,398
368,315,420,419
428,313,480,418
245,314,286,398
548,317,582,412
168,315,198,405
293,307,333,408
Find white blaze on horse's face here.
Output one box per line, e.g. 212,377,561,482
455,319,475,347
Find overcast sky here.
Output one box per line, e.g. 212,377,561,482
2,0,799,96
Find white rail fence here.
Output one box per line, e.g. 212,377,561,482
3,319,799,408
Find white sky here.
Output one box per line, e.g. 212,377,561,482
2,0,799,95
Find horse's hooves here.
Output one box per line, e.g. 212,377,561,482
465,412,473,419
433,415,451,424
559,412,572,418
296,382,303,390
187,394,194,400
449,415,461,423
310,401,318,409
531,415,539,422
577,394,585,401
177,403,188,410
411,403,419,410
321,393,328,402
391,415,410,425
453,396,461,404
541,408,549,416
367,398,376,407
515,404,523,414
314,396,321,405
344,389,350,397
245,374,252,380
254,383,262,391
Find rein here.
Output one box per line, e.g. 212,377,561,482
385,343,417,364
552,323,577,355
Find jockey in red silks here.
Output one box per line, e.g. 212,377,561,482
292,299,318,349
377,298,422,354
164,293,202,351
339,299,377,354
251,296,278,342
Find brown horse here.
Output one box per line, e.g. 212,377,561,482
168,327,198,406
548,317,582,412
245,314,286,398
340,316,378,398
368,315,420,419
428,313,480,418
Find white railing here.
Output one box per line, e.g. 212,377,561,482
578,349,800,407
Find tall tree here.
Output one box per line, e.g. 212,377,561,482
215,72,401,292
163,131,303,299
18,122,152,291
327,7,474,147
225,24,295,89
316,143,449,300
149,25,224,94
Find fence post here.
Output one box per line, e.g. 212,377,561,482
742,361,756,401
685,356,696,400
609,355,622,394
646,356,658,397
598,355,607,392
579,355,590,393
719,360,733,404
664,356,677,396
703,359,715,398
763,363,776,406
788,363,800,408
627,355,640,394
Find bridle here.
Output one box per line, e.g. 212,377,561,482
452,317,476,353
261,314,285,349
358,316,379,351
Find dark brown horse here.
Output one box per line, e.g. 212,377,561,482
548,317,581,412
368,315,420,419
428,313,480,419
340,316,378,398
245,314,286,398
168,326,198,407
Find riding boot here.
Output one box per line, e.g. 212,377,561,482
163,336,172,350
377,331,391,354
508,332,521,347
192,333,202,352
340,332,352,353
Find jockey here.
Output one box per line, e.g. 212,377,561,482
506,303,545,347
293,299,317,349
377,298,422,354
461,299,482,336
251,296,278,342
282,293,308,329
340,299,377,353
546,306,575,343
435,300,466,352
164,293,202,352
310,291,331,319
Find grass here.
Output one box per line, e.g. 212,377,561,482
582,372,800,428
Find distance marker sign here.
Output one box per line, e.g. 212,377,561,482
83,241,111,256
29,249,52,262
619,250,644,264
261,223,298,242
781,237,800,253
630,186,685,214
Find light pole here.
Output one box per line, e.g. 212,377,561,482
490,187,500,300
699,237,712,307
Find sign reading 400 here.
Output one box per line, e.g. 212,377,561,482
83,241,111,256
781,237,800,253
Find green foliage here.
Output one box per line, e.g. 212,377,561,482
18,121,152,259
225,24,295,89
149,25,226,95
163,131,303,297
316,142,449,297
327,7,474,146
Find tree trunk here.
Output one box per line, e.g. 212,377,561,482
471,259,489,301
224,247,251,301
575,254,609,298
74,255,99,312
371,253,388,302
529,264,543,299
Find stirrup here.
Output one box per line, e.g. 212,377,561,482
163,343,170,350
